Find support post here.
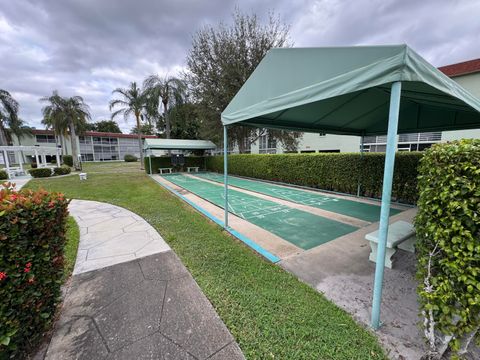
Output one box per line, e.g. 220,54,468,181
371,81,402,330
34,150,40,167
149,154,152,175
223,126,228,228
357,135,365,197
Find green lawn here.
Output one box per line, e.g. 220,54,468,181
26,163,386,359
64,216,80,279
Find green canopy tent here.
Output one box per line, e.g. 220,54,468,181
220,44,480,329
143,138,216,174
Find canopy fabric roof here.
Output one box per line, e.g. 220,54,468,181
221,45,480,135
144,138,216,150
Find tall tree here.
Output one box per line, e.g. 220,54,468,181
40,91,91,170
0,89,21,145
130,123,154,135
167,102,201,139
86,120,122,133
109,82,146,169
186,10,301,152
143,75,186,139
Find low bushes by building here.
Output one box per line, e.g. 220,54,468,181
29,168,52,178
206,152,422,204
415,139,480,357
0,184,69,358
0,170,7,180
62,155,73,167
144,156,206,173
124,154,138,162
53,166,72,176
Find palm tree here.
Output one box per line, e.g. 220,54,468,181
42,109,69,155
0,89,21,145
143,75,186,139
109,82,146,169
40,91,91,170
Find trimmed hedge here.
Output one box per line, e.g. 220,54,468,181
124,154,138,162
144,156,206,173
206,152,422,204
415,139,480,355
62,155,73,167
0,170,7,180
0,184,69,357
53,166,71,176
29,168,52,178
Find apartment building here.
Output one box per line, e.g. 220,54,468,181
12,130,156,163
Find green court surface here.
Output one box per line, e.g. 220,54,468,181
163,174,357,250
194,172,402,223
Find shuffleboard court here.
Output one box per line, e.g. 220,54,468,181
162,173,357,250
193,172,402,222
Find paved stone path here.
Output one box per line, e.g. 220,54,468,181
45,200,244,360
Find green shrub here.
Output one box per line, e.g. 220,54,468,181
53,166,72,176
415,139,480,355
62,155,73,167
144,156,206,174
29,168,52,178
206,152,422,204
0,184,69,357
124,154,138,162
0,170,7,180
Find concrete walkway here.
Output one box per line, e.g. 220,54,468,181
45,200,244,360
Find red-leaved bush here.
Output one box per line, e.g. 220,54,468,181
0,183,69,358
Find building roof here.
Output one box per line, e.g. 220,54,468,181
144,138,216,150
439,58,480,77
31,129,157,139
222,45,480,135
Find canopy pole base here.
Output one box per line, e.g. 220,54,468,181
223,126,228,228
371,81,402,330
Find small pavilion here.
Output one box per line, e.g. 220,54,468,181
143,138,216,174
0,145,61,179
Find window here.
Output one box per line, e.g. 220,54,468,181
259,133,277,154
36,134,56,143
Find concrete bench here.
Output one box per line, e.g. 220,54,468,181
187,167,199,173
366,220,416,269
159,168,173,174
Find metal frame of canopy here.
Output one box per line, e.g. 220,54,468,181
221,81,400,329
0,145,61,179
220,45,480,331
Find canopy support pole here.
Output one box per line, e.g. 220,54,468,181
357,135,365,197
223,125,229,228
371,81,401,330
149,153,152,175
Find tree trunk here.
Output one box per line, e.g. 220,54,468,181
69,120,81,170
0,124,8,146
163,100,171,139
135,113,145,170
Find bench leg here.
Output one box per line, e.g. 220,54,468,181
369,242,396,269
397,236,416,253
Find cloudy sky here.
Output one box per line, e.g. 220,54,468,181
1,0,479,131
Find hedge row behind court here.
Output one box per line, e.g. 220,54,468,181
206,152,422,204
